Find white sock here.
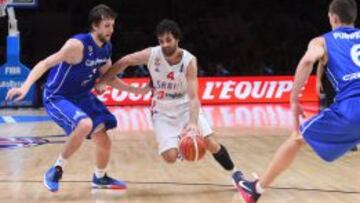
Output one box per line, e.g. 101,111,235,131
255,181,265,194
230,167,238,175
54,155,67,169
94,167,106,178
232,167,238,173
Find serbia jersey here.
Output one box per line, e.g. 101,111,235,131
44,33,111,97
147,46,194,115
147,46,213,154
324,26,360,101
148,46,194,101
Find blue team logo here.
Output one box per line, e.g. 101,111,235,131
0,135,66,149
88,45,93,56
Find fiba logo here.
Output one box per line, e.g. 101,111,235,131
4,66,21,75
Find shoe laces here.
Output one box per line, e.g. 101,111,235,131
52,166,63,181
97,173,115,183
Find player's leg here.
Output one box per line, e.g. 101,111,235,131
44,119,93,192
198,111,236,171
80,94,127,189
198,111,243,183
161,148,179,163
60,118,93,159
91,127,127,189
151,111,182,163
205,135,236,171
93,125,110,170
233,133,305,203
260,133,305,187
236,98,360,203
43,97,91,192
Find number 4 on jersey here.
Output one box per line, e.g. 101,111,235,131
167,71,175,80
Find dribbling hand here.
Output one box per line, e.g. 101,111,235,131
180,123,199,137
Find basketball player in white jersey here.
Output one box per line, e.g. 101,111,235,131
101,19,243,183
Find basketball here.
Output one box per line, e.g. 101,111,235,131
179,131,207,162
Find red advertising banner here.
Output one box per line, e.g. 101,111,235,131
95,76,318,106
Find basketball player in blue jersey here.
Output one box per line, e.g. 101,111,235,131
6,5,133,192
234,0,360,202
99,19,244,186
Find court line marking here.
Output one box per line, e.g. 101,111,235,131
2,116,16,123
0,180,358,194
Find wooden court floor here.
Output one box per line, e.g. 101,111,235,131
0,104,359,203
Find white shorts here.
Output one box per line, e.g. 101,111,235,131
151,108,213,155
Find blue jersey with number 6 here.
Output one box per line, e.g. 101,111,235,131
299,27,360,162
324,26,360,101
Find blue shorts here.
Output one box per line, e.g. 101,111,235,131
43,90,117,138
300,96,360,162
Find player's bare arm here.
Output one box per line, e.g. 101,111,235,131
316,61,325,96
95,49,151,94
315,53,328,96
291,36,326,130
98,61,152,94
101,48,151,82
6,39,83,101
185,58,201,132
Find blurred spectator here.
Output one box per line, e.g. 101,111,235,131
0,0,334,77
215,63,230,76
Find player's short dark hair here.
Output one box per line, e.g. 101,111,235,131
329,0,357,24
156,19,182,40
88,4,117,30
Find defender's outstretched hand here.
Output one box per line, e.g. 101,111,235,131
6,87,28,102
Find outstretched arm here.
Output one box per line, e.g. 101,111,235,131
101,48,151,82
6,39,83,101
97,51,152,94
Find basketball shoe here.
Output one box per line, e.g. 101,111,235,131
43,166,63,192
232,170,244,185
92,173,127,190
232,172,261,203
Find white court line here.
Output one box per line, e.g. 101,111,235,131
2,116,16,123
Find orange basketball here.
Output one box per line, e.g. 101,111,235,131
179,131,207,162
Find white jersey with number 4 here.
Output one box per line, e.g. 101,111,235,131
147,46,194,115
146,46,213,154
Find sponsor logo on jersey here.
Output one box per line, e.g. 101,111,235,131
85,58,108,67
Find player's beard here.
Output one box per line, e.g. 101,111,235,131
162,45,177,57
97,33,109,43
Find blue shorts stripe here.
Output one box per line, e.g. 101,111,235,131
48,99,75,130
